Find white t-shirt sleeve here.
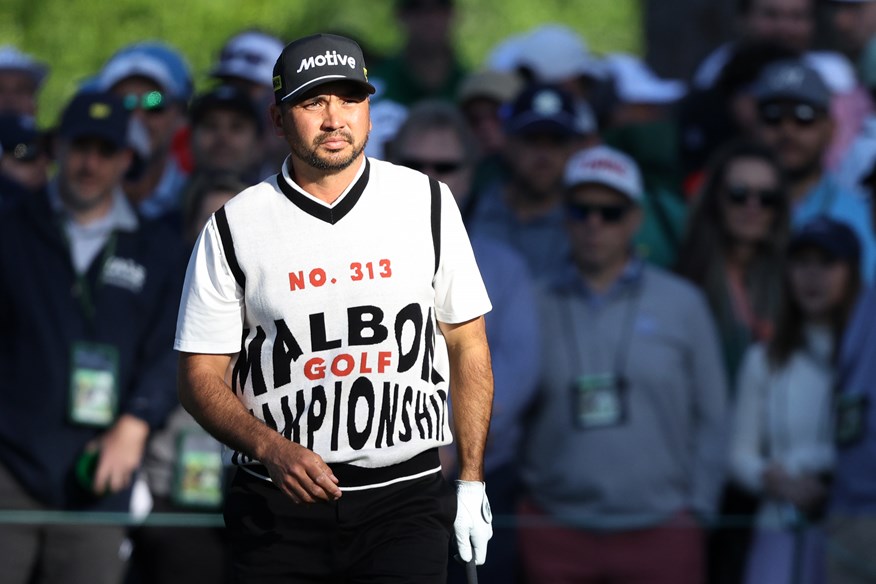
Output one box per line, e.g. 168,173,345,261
174,215,245,354
433,182,492,324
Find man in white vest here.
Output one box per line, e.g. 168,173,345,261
175,33,494,583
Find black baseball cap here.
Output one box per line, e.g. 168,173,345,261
272,33,376,105
190,85,263,132
503,83,579,137
0,114,42,161
753,60,831,109
58,91,130,150
788,217,860,262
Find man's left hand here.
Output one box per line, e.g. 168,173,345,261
454,480,493,566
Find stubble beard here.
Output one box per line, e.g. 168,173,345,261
290,131,369,172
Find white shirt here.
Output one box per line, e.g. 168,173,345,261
175,157,491,469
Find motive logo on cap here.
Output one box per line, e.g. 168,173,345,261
273,33,376,105
295,50,357,74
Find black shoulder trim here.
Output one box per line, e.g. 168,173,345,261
276,159,370,225
430,177,441,276
214,206,246,290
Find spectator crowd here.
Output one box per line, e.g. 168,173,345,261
3,0,876,582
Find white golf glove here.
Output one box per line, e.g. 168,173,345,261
454,480,493,565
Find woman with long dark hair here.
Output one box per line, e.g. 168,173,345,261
731,217,862,584
676,140,791,584
677,140,791,388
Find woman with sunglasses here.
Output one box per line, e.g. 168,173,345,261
731,217,862,584
677,140,790,391
676,140,791,584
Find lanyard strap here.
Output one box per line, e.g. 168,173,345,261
561,274,645,383
70,232,118,325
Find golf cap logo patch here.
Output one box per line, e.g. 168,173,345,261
273,75,282,92
89,103,111,119
296,50,357,73
772,66,805,90
532,90,562,116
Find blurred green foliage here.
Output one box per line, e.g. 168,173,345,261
1,0,641,126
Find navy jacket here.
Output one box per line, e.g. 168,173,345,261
0,190,185,509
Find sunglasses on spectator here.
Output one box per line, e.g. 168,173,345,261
401,158,465,174
725,184,782,208
566,202,631,223
758,103,824,127
121,91,167,114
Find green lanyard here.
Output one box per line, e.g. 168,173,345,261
70,231,118,325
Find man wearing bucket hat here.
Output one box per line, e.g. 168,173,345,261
176,33,494,583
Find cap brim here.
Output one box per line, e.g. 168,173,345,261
277,77,376,104
60,124,126,150
507,117,575,137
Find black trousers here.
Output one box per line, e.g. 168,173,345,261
224,468,456,584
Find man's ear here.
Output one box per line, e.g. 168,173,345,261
269,103,285,137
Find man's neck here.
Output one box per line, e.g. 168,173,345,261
63,191,115,226
788,167,824,206
288,156,364,205
578,256,631,295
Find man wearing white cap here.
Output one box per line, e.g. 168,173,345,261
518,145,727,584
98,41,193,221
0,45,48,117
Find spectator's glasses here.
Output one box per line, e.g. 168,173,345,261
401,158,465,174
121,91,167,114
566,202,631,223
758,103,824,127
725,184,782,208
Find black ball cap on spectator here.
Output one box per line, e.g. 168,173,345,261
58,91,130,150
190,84,263,132
753,60,830,109
272,33,376,105
788,217,860,262
0,114,41,161
503,83,579,137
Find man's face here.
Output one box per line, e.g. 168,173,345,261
830,1,876,57
743,0,814,52
270,82,371,173
57,137,131,212
504,132,573,202
756,100,832,179
191,108,261,175
394,126,473,205
0,70,38,116
566,184,641,273
110,76,184,162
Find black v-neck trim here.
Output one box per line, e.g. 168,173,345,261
276,158,370,225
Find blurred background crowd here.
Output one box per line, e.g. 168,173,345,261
3,0,876,583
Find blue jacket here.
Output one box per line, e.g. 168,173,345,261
0,191,185,509
831,286,876,514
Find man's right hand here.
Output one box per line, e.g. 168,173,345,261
261,438,342,503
